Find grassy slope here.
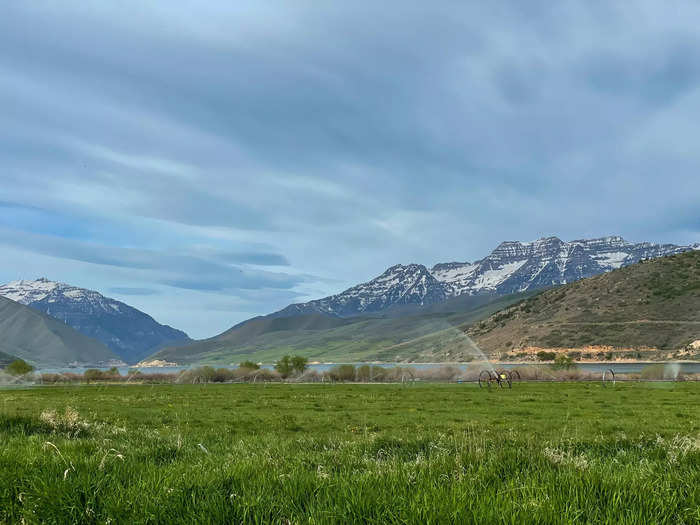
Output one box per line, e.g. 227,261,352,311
151,293,534,364
0,296,118,367
1,383,698,523
469,250,700,356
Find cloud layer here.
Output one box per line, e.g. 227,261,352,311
1,2,699,337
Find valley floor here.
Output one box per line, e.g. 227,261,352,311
1,383,699,523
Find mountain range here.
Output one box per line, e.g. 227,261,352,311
272,236,699,319
154,236,699,364
2,235,698,367
0,278,190,364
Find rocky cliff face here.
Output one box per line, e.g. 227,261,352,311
274,264,450,318
432,236,699,296
0,278,190,364
278,236,699,318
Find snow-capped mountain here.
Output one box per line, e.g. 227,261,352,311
276,236,699,318
432,236,699,296
274,264,450,318
0,278,190,364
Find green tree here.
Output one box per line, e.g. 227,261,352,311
238,360,260,370
356,364,371,381
552,354,575,370
328,364,356,382
274,355,293,378
536,351,556,362
83,369,105,383
290,355,308,375
5,359,34,376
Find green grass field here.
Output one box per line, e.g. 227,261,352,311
1,383,699,524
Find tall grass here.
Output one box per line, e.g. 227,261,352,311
0,383,698,523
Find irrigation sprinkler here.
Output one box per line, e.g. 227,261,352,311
602,368,615,387
478,370,512,389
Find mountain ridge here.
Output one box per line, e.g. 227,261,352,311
277,236,699,319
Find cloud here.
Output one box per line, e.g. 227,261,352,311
0,227,303,292
1,1,699,336
109,287,160,296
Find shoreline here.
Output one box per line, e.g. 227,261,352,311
33,360,700,371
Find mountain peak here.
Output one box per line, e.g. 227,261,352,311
432,236,696,296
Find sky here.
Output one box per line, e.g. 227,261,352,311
2,1,700,338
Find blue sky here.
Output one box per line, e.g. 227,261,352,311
2,1,700,338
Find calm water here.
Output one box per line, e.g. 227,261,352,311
38,361,700,375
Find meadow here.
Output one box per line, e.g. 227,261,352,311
0,382,698,524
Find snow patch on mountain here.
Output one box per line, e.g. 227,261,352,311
472,260,528,290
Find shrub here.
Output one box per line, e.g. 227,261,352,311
275,356,293,378
291,355,308,375
417,366,459,381
552,354,576,370
369,366,387,381
84,369,105,382
537,351,556,362
238,361,260,370
327,364,356,382
355,364,371,381
176,366,228,383
5,359,34,376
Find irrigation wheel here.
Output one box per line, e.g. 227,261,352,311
478,370,492,388
496,371,512,389
602,368,615,387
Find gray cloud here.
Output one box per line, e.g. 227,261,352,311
0,227,303,292
1,1,699,336
109,287,160,296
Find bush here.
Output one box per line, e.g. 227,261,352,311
327,364,356,382
4,359,34,376
275,356,293,378
356,364,371,382
291,355,308,375
416,366,459,381
369,366,388,381
238,361,260,370
552,354,576,370
177,366,223,384
84,369,105,382
537,351,556,362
